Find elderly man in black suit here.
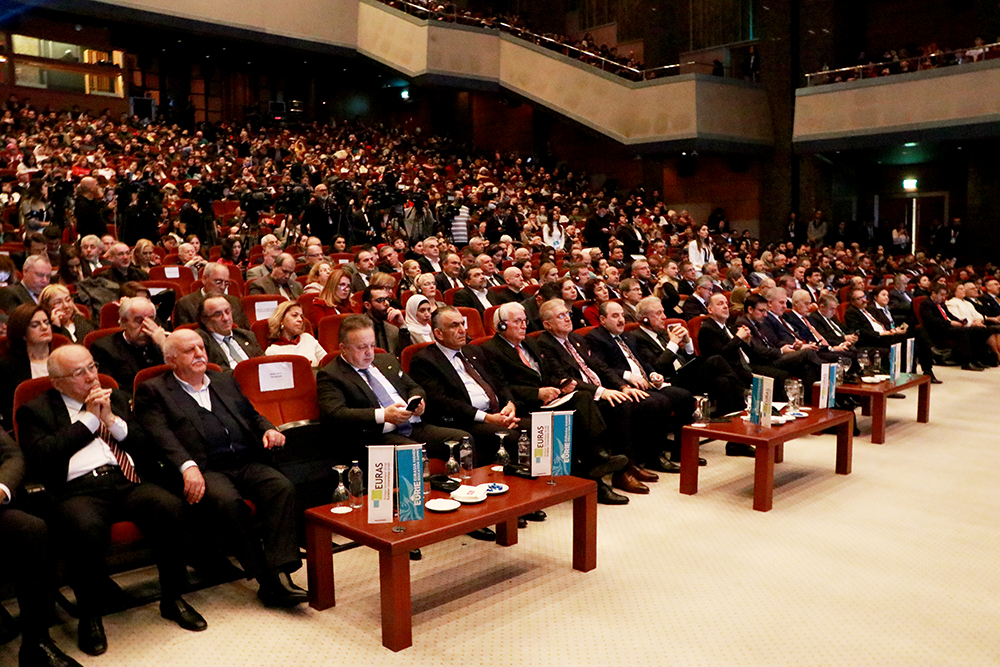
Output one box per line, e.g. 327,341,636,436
173,262,250,329
452,266,502,315
90,296,165,393
918,285,989,371
0,255,50,314
495,267,526,304
248,253,303,300
197,296,264,370
18,345,206,657
842,288,938,381
680,275,713,320
433,252,465,293
134,329,306,608
0,429,83,667
478,302,628,505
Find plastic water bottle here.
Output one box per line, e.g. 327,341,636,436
518,431,531,466
348,460,364,509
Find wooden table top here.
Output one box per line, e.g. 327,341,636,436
682,408,853,447
830,373,930,396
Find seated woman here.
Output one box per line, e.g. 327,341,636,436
398,259,422,294
404,294,435,344
0,305,63,430
582,278,611,326
218,236,247,272
414,273,446,308
310,267,354,328
538,261,561,284
947,283,1000,364
303,260,333,294
264,300,327,368
331,234,348,254
40,284,95,344
0,255,17,289
58,246,86,286
132,238,160,273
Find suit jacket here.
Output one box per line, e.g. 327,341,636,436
808,312,849,346
494,287,524,305
434,272,464,294
90,331,165,394
480,334,549,410
660,281,680,314
53,314,97,345
677,279,696,297
584,325,653,383
316,353,425,441
974,293,1000,318
887,288,913,311
174,291,250,330
16,388,150,496
680,295,709,321
349,271,372,294
416,256,441,274
408,344,513,427
452,287,501,315
248,275,303,299
631,326,692,378
698,318,752,372
535,331,624,392
0,283,37,314
0,429,25,498
133,370,275,471
844,304,888,345
919,297,961,339
245,262,272,282
198,327,264,370
760,311,798,347
735,317,783,364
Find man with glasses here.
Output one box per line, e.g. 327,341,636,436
680,275,713,320
737,293,822,401
197,296,263,370
248,253,303,300
361,285,409,358
174,262,250,329
0,255,50,314
17,345,206,657
296,244,327,276
90,296,166,394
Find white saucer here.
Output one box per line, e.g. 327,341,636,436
330,507,353,514
479,482,508,496
789,411,809,418
490,465,505,472
425,498,460,512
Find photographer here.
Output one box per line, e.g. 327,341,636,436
403,193,437,243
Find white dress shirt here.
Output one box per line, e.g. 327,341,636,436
435,342,489,421
62,393,129,482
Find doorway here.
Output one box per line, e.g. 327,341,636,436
875,192,948,255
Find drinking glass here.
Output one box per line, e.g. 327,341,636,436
444,440,460,476
331,464,350,510
459,439,474,481
743,388,753,415
872,350,882,373
857,350,870,376
784,378,802,411
495,431,511,467
693,395,710,424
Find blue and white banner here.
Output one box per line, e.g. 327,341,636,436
905,337,916,374
367,445,395,524
550,411,574,476
750,374,773,426
889,342,902,381
395,444,424,522
819,363,837,409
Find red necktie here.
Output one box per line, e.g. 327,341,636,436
100,420,139,483
458,353,500,413
563,340,602,386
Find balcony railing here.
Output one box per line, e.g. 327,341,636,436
804,40,1000,87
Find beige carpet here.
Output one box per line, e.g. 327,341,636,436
4,365,1000,666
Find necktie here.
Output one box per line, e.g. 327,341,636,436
563,340,602,386
614,335,649,381
86,409,139,483
801,315,828,346
458,353,499,412
721,323,752,369
826,316,845,337
882,307,895,328
517,344,534,370
862,309,885,333
360,368,412,436
223,335,245,367
937,303,949,321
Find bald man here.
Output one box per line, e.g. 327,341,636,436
496,266,526,304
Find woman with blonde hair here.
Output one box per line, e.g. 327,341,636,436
264,300,327,367
414,273,446,308
40,284,95,344
303,260,333,294
133,238,160,272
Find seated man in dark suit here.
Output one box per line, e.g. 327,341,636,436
479,302,629,505
349,247,376,293
103,243,149,286
361,285,410,358
738,293,822,400
134,330,306,608
0,255,50,314
197,296,264,370
90,296,165,393
452,266,502,315
535,299,670,495
679,275,712,320
0,429,83,667
887,273,916,325
976,278,1000,321
434,252,465,293
844,288,937,381
784,288,858,367
494,267,527,304
808,294,859,352
18,345,206,657
919,285,989,371
248,253,303,300
173,262,250,329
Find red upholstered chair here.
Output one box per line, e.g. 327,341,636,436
83,327,122,350
687,315,710,356
400,342,434,374
100,302,120,329
133,363,223,395
149,265,195,294
913,296,927,327
317,314,353,353
469,336,492,347
443,287,461,306
241,294,288,325
574,325,596,338
232,355,319,429
329,253,354,267
456,307,485,339
483,305,502,336
522,284,539,296
835,302,850,324
250,318,313,352
623,322,641,333
138,280,183,299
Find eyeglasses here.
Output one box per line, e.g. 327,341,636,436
54,361,98,380
371,297,390,304
551,311,572,320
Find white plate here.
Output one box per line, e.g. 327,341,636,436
330,507,353,514
425,498,461,512
479,482,508,496
789,411,809,418
861,377,881,384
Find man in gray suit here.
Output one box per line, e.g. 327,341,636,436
197,296,264,370
246,235,282,281
248,254,303,300
174,263,250,329
0,255,50,314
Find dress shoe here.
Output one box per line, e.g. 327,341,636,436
523,510,546,522
611,470,649,494
596,480,629,505
647,456,680,473
409,549,422,561
887,393,906,399
160,598,207,631
672,456,707,466
586,453,628,478
726,442,756,458
962,363,985,371
930,375,943,385
628,463,659,483
467,527,496,542
77,616,106,656
19,639,83,667
257,574,308,608
517,517,528,529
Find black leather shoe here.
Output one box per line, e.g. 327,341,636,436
409,549,422,561
596,481,629,505
671,456,707,466
523,510,546,521
930,375,943,384
160,598,207,631
647,456,681,473
586,453,628,478
257,574,308,608
518,517,528,528
962,363,985,371
726,442,756,458
467,527,496,542
18,639,83,667
77,616,106,656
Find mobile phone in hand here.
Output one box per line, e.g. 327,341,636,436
405,396,422,412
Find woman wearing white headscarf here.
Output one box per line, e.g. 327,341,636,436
404,294,435,344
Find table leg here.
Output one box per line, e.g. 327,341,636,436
572,490,597,572
836,416,853,475
871,393,887,444
679,429,700,495
860,396,872,417
306,520,335,611
753,443,774,512
379,549,412,651
917,380,930,423
496,516,519,546
774,443,784,464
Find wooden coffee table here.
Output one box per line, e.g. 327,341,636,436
680,408,854,512
812,373,930,444
304,467,597,651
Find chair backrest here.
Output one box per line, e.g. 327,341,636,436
83,327,122,350
483,305,502,336
522,284,539,296
574,325,597,338
149,265,195,293
190,273,245,297
913,296,927,327
133,362,223,394
835,302,849,324
489,285,508,295
329,253,354,266
319,351,339,368
317,314,353,353
623,321,641,332
75,303,92,320
469,335,492,347
687,315,710,356
241,294,288,325
456,307,485,339
13,374,118,441
400,341,434,374
249,318,314,352
100,302,120,329
443,287,461,306
349,290,364,313
232,355,319,427
138,281,182,300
